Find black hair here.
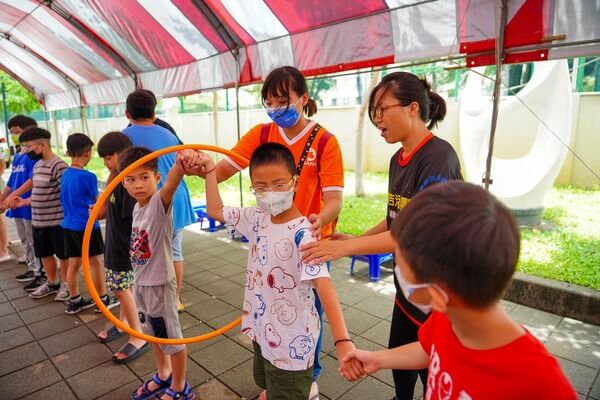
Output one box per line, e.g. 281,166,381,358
118,146,158,173
368,71,446,130
7,115,37,130
261,66,317,117
391,181,520,308
249,142,296,177
19,126,51,142
66,133,94,157
97,132,132,157
126,89,156,120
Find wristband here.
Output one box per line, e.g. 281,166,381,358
204,167,216,175
334,338,353,346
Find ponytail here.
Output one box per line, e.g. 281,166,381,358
304,98,318,117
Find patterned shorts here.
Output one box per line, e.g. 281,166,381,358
105,269,134,292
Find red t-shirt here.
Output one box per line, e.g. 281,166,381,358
418,312,577,400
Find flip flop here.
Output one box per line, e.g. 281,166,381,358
98,326,125,343
112,342,150,364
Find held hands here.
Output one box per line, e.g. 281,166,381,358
3,196,28,209
336,340,367,382
177,150,215,177
341,349,381,378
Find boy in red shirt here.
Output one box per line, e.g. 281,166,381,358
342,181,576,399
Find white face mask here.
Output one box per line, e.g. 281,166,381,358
395,265,435,314
255,188,294,216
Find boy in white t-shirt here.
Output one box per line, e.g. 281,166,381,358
187,143,363,399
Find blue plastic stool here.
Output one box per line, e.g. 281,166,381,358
192,204,223,232
349,253,394,281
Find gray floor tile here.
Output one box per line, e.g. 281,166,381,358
510,305,562,342
185,271,222,288
3,285,30,300
187,358,213,388
338,375,395,400
186,297,236,322
0,312,24,332
19,301,66,324
201,279,244,297
39,326,96,357
0,341,47,377
179,312,204,330
546,332,600,368
67,361,137,400
94,380,141,400
190,339,253,376
179,288,213,308
317,354,360,399
52,341,114,377
352,295,393,319
0,290,8,303
206,310,243,338
0,325,35,352
11,292,55,311
184,323,226,355
556,357,597,396
554,317,600,346
211,262,246,278
218,358,262,399
18,381,77,400
359,319,392,348
28,313,82,339
0,360,61,400
0,300,15,317
194,378,241,400
342,307,383,336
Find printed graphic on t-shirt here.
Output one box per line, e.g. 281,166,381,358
426,344,472,400
130,227,151,265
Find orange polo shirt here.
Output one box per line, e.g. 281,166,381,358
225,121,344,237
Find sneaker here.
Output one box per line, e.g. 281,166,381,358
54,283,70,302
15,270,35,282
309,382,319,400
17,255,27,264
29,282,60,299
95,294,120,313
24,275,46,292
65,296,95,314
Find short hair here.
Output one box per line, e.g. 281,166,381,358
249,142,296,177
19,126,51,142
7,115,37,130
66,133,94,157
126,90,156,120
118,146,158,173
391,181,520,307
97,132,132,157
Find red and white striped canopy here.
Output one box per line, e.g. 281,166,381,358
0,0,598,110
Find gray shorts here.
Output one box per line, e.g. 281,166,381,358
135,279,185,355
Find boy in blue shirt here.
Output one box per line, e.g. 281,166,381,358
61,133,116,314
0,116,43,289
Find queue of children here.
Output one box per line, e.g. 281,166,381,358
1,64,577,400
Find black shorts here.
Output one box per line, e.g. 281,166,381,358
64,228,104,258
33,226,68,260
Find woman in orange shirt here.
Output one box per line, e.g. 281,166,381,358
200,66,344,398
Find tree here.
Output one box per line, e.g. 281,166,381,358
307,77,334,102
0,72,42,116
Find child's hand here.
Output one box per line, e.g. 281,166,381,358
176,149,201,174
184,151,216,177
9,197,27,209
336,341,367,381
2,196,14,210
308,213,322,239
342,349,380,375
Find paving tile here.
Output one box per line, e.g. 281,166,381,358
510,305,562,342
218,358,262,399
185,271,222,288
0,290,8,303
0,277,23,291
0,360,61,400
179,312,204,330
29,313,82,339
186,297,236,322
204,244,240,257
202,279,244,297
68,361,138,400
190,338,253,376
39,326,97,357
187,357,213,387
0,300,15,317
554,318,600,346
335,284,374,306
342,307,383,336
211,262,245,278
11,292,55,311
353,295,393,319
184,323,226,355
19,300,65,324
95,380,140,400
0,341,47,377
180,288,213,308
499,299,518,313
0,326,35,352
19,381,77,400
546,332,600,368
3,285,30,300
556,357,597,396
52,341,114,377
0,312,24,332
194,378,240,400
317,354,360,399
226,271,247,286
591,373,600,399
338,375,395,400
360,319,392,347
230,331,254,352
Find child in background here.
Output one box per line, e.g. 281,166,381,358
192,143,363,400
0,116,43,290
60,133,117,314
120,147,195,400
9,127,69,301
342,182,577,399
95,132,149,363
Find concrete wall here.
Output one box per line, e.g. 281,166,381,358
47,93,599,187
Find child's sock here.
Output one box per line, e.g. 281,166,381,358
69,295,81,302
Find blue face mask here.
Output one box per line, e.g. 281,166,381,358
266,98,302,128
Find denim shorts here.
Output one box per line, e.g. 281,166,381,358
172,228,184,262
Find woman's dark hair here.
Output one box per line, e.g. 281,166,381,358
368,71,446,130
391,181,520,308
66,133,94,157
97,132,132,157
249,142,296,177
261,66,317,117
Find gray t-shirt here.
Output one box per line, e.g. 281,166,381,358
31,156,68,228
130,190,174,286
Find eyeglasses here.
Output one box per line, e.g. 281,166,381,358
370,103,407,120
250,177,296,196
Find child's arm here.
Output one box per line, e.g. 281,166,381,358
159,156,186,210
341,341,429,377
312,278,365,380
193,152,224,222
4,179,32,201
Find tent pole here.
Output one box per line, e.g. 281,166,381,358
483,0,508,190
234,49,243,207
1,81,9,143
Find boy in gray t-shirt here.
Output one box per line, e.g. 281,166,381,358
120,146,196,400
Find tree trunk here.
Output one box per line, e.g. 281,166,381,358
212,91,219,160
355,69,381,197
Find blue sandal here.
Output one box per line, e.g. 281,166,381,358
162,382,195,399
131,373,172,400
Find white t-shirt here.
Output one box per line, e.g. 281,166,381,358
223,207,330,371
